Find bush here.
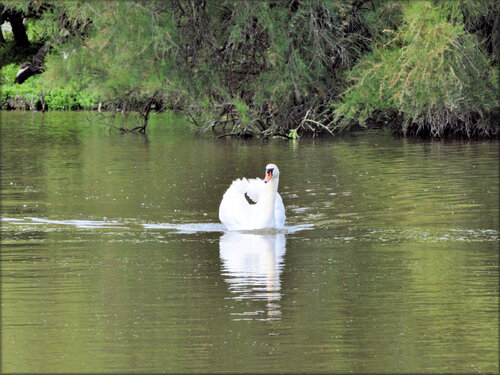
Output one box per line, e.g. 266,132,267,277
1,1,497,138
0,63,98,110
334,1,499,137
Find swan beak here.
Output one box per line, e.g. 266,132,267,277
264,169,273,183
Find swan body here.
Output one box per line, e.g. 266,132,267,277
219,164,285,230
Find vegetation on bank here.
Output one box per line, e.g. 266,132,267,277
334,2,499,137
1,0,498,138
1,63,98,110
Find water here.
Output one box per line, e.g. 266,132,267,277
1,111,498,373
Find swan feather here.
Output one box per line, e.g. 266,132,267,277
219,173,285,230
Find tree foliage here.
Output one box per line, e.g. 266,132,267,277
1,0,498,138
334,1,499,137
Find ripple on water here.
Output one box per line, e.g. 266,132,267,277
1,217,314,235
1,217,496,243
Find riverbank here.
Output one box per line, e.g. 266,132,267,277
2,56,498,139
1,1,498,139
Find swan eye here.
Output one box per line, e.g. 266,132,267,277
266,168,274,175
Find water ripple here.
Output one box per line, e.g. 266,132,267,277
1,217,497,243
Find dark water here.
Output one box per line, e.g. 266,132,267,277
1,111,498,373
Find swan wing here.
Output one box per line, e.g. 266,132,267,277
219,176,285,230
245,177,265,203
219,178,258,229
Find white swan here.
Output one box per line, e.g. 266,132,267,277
219,163,286,230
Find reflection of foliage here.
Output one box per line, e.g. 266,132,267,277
1,113,499,372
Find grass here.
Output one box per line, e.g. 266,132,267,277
1,63,98,110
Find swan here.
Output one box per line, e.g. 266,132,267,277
219,164,286,230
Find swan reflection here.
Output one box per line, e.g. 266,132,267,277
219,231,286,321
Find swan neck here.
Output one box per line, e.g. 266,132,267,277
259,177,279,206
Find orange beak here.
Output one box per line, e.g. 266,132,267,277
264,170,272,183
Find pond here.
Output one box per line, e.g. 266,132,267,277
1,111,498,373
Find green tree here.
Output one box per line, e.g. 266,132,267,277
2,0,498,138
39,0,372,134
334,1,499,137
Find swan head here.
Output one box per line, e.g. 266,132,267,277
264,163,280,183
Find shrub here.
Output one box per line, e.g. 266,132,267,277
0,63,98,110
334,1,499,137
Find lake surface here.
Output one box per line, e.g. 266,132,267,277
1,111,498,373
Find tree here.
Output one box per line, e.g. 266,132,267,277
333,1,499,137
2,0,498,138
0,4,30,47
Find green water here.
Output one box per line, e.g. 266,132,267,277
1,111,498,373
